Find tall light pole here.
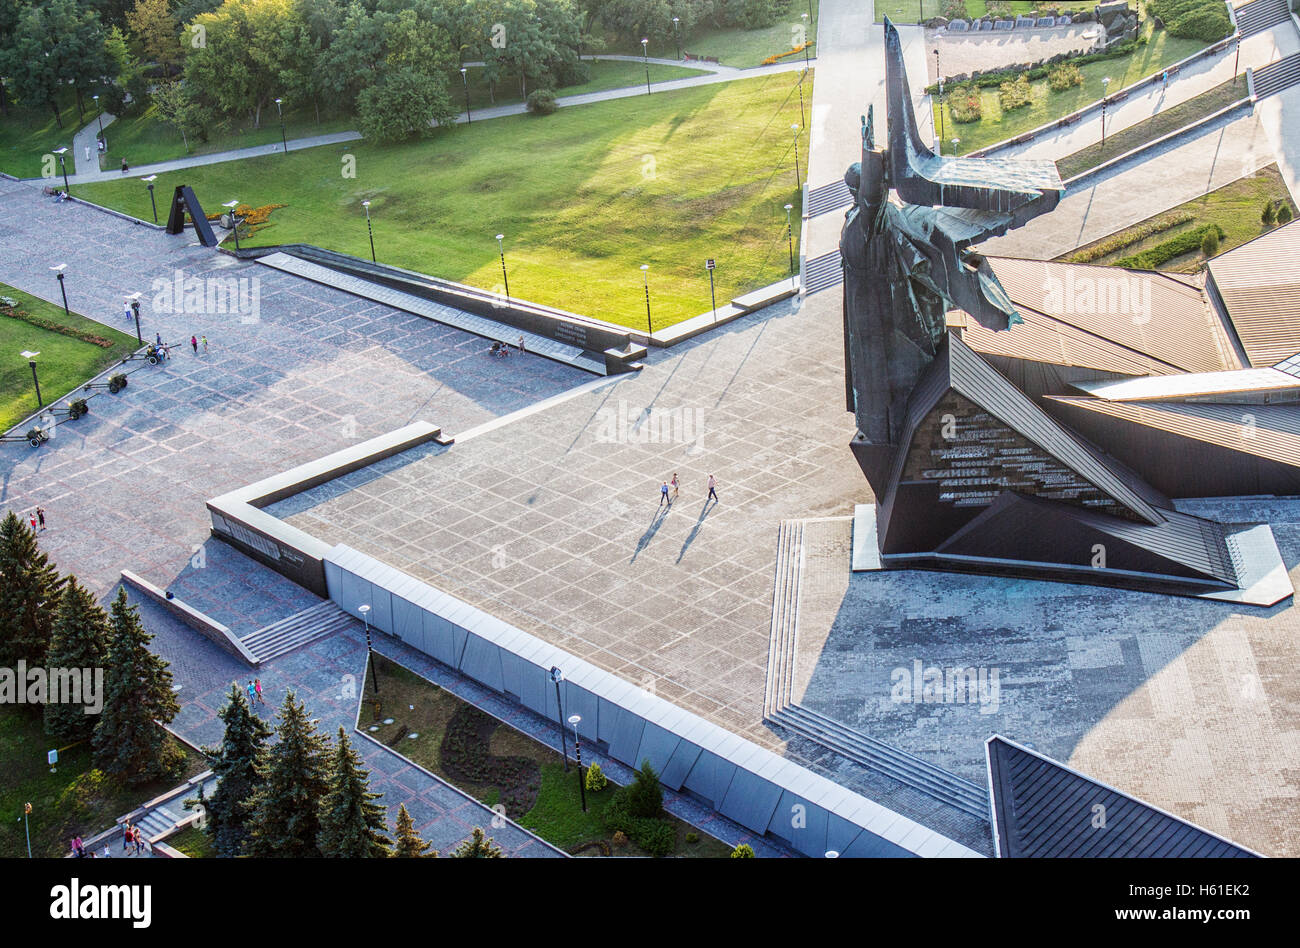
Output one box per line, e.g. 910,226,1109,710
22,802,32,858
362,200,376,262
496,234,510,300
791,123,802,191
568,714,587,812
274,97,287,154
52,147,70,194
359,604,379,696
550,667,569,770
127,292,143,345
460,67,472,123
641,38,651,95
142,174,158,223
93,93,105,162
784,204,795,289
1234,33,1241,84
935,48,944,152
673,17,681,61
50,264,69,317
706,258,717,322
640,263,652,335
20,351,42,408
223,200,241,250
1100,76,1111,150
797,69,807,128
802,13,810,67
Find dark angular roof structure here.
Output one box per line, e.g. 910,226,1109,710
985,736,1260,858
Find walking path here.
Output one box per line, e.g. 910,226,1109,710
49,59,813,186
71,111,114,175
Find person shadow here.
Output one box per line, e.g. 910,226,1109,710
675,497,717,564
631,503,671,563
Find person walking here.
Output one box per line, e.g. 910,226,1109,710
134,826,144,855
190,334,198,354
254,678,265,705
247,680,257,706
123,300,132,322
36,507,45,530
121,157,129,174
659,481,670,507
155,332,162,347
201,335,209,354
671,473,679,501
29,514,38,532
707,474,718,503
1161,69,1168,92
518,334,526,354
122,823,133,853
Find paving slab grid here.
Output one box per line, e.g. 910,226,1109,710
0,175,589,854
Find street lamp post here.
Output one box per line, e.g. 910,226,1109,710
460,67,472,123
641,38,651,95
51,264,69,318
93,94,105,163
802,13,810,68
1234,33,1241,84
496,234,510,300
20,351,42,408
784,204,796,289
362,201,376,262
706,258,717,322
53,147,70,194
640,264,652,335
797,69,807,128
568,714,587,812
22,802,32,859
274,97,287,154
1100,76,1111,150
935,49,944,152
673,17,681,61
142,174,158,223
127,293,143,345
791,123,802,191
358,604,379,696
550,667,569,770
222,200,241,250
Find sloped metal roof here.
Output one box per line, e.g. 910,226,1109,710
986,736,1259,857
1207,220,1300,367
1071,368,1300,401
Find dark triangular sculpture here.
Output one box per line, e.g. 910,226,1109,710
165,184,217,247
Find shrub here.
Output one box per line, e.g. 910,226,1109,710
731,843,756,858
526,89,558,115
584,762,607,792
611,830,628,846
1201,228,1219,257
1262,201,1276,225
1278,203,1294,225
941,0,967,18
357,67,457,143
1067,211,1196,263
999,75,1033,111
685,832,699,844
632,818,676,857
950,86,982,124
1147,0,1232,42
1048,63,1083,92
624,760,664,818
1115,223,1225,269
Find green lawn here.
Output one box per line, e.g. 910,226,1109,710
1,283,139,433
0,91,93,179
1055,74,1247,180
611,0,819,67
165,824,214,858
361,654,732,857
458,59,709,112
935,29,1207,155
1058,164,1299,271
0,705,204,858
79,74,809,331
875,0,1036,22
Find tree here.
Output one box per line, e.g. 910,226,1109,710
125,0,180,71
450,826,503,858
624,759,664,818
731,843,755,858
1262,201,1276,226
585,761,608,791
201,684,272,856
2,0,110,123
183,0,302,127
1278,203,1294,225
92,588,183,785
393,804,436,858
246,690,331,857
318,727,391,857
357,66,456,142
0,511,64,667
43,578,111,742
1201,228,1219,257
152,80,211,150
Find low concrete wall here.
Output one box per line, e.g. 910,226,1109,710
324,543,982,859
121,570,258,664
207,421,444,596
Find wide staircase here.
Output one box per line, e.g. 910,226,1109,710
802,249,844,295
762,522,991,822
240,600,356,664
1253,52,1300,99
806,179,853,218
1235,0,1292,38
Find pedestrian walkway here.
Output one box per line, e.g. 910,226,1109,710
71,111,114,175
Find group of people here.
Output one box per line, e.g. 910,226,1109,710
120,823,148,856
28,507,46,531
143,329,209,362
489,335,528,358
659,473,719,507
245,678,266,707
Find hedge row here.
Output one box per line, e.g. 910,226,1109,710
0,303,117,348
1115,223,1225,269
926,39,1144,95
1069,211,1195,263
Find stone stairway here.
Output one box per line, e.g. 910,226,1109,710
806,179,853,218
1235,0,1292,38
1253,52,1300,99
803,249,844,294
762,518,992,822
240,600,355,664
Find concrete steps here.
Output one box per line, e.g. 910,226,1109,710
1235,0,1291,37
806,179,853,218
240,600,354,663
803,249,844,295
1253,52,1300,99
763,520,804,718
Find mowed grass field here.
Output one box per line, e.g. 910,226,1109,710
0,283,139,433
80,73,810,330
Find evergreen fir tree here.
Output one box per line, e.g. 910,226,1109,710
203,684,272,857
392,804,435,858
43,578,111,741
246,690,330,858
450,826,503,858
0,510,64,666
91,588,182,785
318,727,391,858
